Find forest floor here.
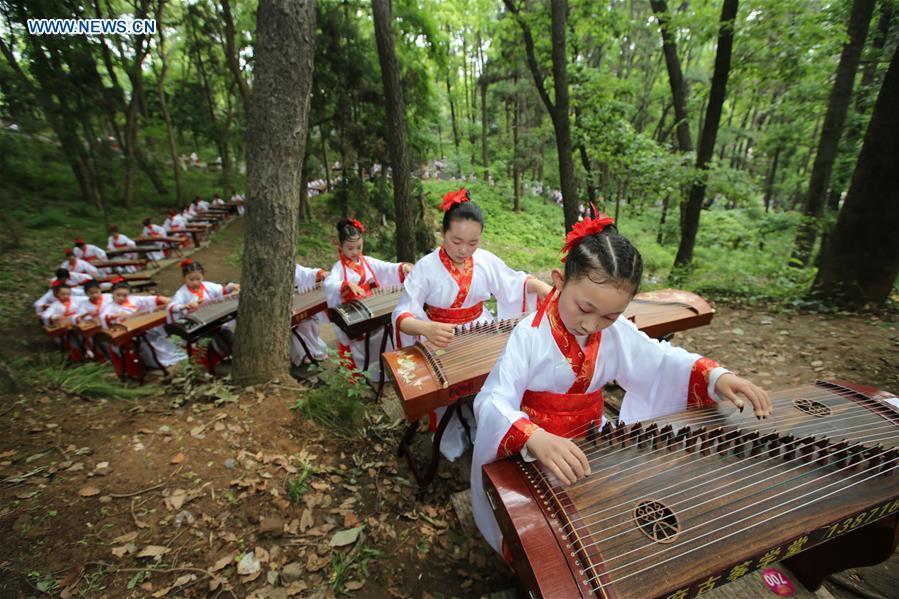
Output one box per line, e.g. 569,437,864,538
1,215,897,599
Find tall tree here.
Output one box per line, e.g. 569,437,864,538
812,43,899,306
220,0,252,109
154,0,183,205
504,0,579,231
674,0,739,267
372,0,415,261
791,0,876,266
650,0,693,155
232,0,316,385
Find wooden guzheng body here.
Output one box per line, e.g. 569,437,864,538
329,286,403,338
93,310,167,347
291,286,327,325
165,294,240,341
384,288,715,423
483,381,899,599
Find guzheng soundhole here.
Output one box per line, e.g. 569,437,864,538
633,500,680,543
793,397,832,418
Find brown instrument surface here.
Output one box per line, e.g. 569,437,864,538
134,236,182,245
93,310,167,347
95,273,153,284
483,381,899,598
385,289,716,423
106,246,165,257
91,259,148,269
329,286,403,339
291,286,327,325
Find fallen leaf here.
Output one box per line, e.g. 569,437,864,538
329,526,363,548
236,552,261,576
111,531,138,544
136,545,171,559
170,453,185,464
344,581,365,591
208,552,235,573
78,486,100,497
306,553,329,573
299,509,314,532
165,489,187,511
111,544,137,558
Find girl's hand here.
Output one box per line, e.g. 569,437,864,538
187,301,200,312
315,269,327,282
525,429,591,486
716,373,772,418
425,322,455,348
348,282,366,297
532,280,553,302
402,262,413,276
227,283,240,293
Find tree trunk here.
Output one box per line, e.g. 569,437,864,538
372,0,415,261
480,77,489,181
812,43,899,305
320,127,332,190
674,0,738,268
232,0,316,385
792,0,876,267
513,83,522,212
650,0,694,154
657,194,670,244
221,0,252,109
763,146,781,212
445,73,460,156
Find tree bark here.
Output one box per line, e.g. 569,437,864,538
674,0,738,267
792,0,876,266
221,0,252,109
513,80,522,212
155,0,183,205
372,0,415,261
650,0,693,154
504,0,578,231
763,146,780,212
812,43,899,305
232,0,316,385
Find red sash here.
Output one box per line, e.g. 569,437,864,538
424,302,484,325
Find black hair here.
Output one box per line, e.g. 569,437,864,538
336,219,363,244
142,217,152,226
53,283,71,296
84,279,101,292
442,201,485,232
55,268,70,279
112,281,131,292
564,225,643,293
109,224,119,233
74,240,85,248
181,260,205,276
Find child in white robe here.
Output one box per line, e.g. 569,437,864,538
34,269,90,315
73,239,107,263
99,281,185,368
392,188,553,460
290,264,329,366
60,249,100,277
41,283,86,327
141,218,168,261
322,218,411,382
106,225,138,272
470,212,772,556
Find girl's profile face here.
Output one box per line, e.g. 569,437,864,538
442,219,482,264
185,271,204,290
550,269,632,336
113,288,130,304
341,236,364,260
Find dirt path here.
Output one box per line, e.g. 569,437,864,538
1,221,896,598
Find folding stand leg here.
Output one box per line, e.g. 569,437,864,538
397,402,460,489
375,322,393,400
291,328,318,366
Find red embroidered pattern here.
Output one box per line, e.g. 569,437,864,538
339,253,379,300
521,389,604,438
497,417,541,458
688,357,719,408
425,302,484,325
544,291,601,393
438,247,474,308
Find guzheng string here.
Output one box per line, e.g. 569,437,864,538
584,457,899,591
428,320,520,377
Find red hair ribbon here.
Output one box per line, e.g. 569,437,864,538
440,188,470,212
348,218,365,234
180,258,193,268
110,275,126,284
74,238,84,244
561,209,615,261
51,280,63,288
64,248,73,256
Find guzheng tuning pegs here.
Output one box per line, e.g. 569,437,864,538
879,448,898,475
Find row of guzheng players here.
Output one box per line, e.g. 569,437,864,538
33,194,240,366
287,188,779,562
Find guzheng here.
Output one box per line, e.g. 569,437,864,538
93,310,168,347
483,381,899,599
329,286,403,339
384,289,716,422
291,286,327,325
165,294,240,342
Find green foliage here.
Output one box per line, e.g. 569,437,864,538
290,354,369,435
285,459,316,505
169,358,239,408
24,356,162,400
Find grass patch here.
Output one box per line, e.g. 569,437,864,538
290,354,369,435
24,356,163,400
285,458,316,504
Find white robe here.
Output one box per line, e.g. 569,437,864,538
76,293,112,323
290,265,328,364
73,244,107,262
59,258,100,278
99,295,185,367
391,247,538,460
107,233,138,272
167,281,229,322
470,311,727,554
34,284,87,316
41,297,88,327
141,224,168,261
323,254,405,380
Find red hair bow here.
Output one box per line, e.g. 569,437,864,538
51,280,63,288
180,258,193,268
440,188,470,212
561,210,615,260
110,275,126,284
74,238,84,244
348,218,365,234
64,248,73,256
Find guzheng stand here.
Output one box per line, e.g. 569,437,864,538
397,395,475,490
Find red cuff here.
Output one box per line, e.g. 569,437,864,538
398,263,408,284
688,357,719,408
155,296,166,307
340,281,355,302
394,312,415,349
497,417,540,458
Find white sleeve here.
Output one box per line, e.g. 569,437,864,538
365,256,404,289
294,265,320,291
83,262,100,277
322,262,345,308
391,259,430,348
35,290,54,315
481,250,534,319
41,303,61,327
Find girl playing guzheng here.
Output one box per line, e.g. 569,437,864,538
392,188,553,460
323,218,412,381
470,212,772,555
290,263,328,366
100,280,186,368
